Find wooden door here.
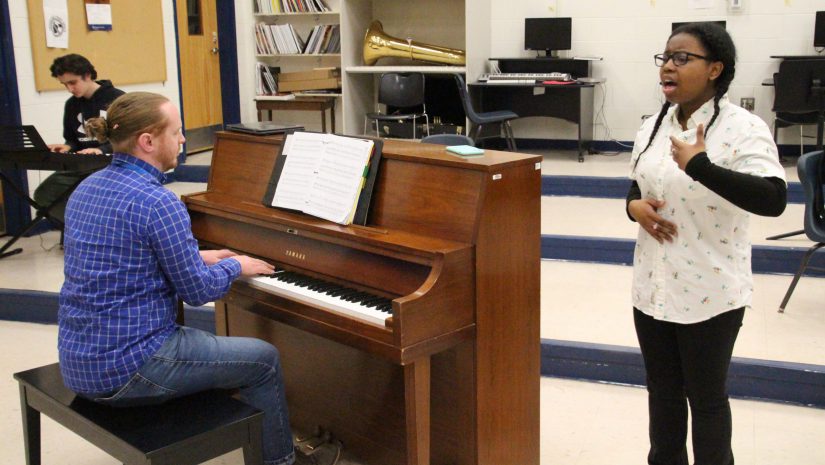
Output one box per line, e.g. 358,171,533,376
176,0,222,152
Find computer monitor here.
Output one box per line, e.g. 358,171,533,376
524,17,572,56
671,20,726,32
814,11,825,48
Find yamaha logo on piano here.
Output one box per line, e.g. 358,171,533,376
285,250,306,260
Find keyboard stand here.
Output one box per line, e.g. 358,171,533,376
0,126,89,259
0,170,78,259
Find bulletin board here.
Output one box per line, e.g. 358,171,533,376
27,0,167,91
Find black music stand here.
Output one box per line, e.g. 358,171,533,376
0,126,77,259
767,60,825,240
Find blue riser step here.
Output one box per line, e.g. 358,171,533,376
542,175,804,204
541,234,825,277
3,289,821,408
542,339,825,408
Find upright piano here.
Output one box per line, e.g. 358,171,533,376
182,131,541,465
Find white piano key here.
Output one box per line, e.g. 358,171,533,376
243,273,391,327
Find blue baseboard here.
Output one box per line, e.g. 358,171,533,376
540,234,825,276
170,164,210,183
2,288,821,408
542,175,804,204
0,289,215,332
541,338,825,408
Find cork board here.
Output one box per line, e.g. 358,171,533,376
27,0,167,91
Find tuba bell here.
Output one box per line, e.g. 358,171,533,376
363,20,466,66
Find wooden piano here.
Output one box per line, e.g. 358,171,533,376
182,131,541,465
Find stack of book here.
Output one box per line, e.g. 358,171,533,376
254,0,330,14
255,23,305,55
303,25,340,54
255,62,279,95
277,68,341,92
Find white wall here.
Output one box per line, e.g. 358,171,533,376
13,0,825,160
490,0,825,144
8,0,181,195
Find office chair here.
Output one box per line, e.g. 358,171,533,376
453,74,519,151
771,60,825,156
766,59,825,241
778,150,825,313
420,134,475,146
364,72,429,139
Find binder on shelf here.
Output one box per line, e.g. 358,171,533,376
262,132,383,226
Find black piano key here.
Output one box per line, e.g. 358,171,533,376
361,296,385,307
261,270,393,314
352,292,376,303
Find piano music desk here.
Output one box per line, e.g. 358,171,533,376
255,96,336,133
184,132,542,465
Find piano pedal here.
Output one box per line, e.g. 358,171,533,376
296,436,343,465
293,425,326,445
304,429,332,451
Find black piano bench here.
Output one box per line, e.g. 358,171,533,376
14,363,264,465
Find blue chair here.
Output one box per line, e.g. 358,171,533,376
453,74,518,151
420,134,475,146
779,150,825,312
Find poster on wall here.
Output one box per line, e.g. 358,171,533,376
85,0,113,31
43,0,69,48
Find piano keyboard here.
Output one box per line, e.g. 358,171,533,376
243,271,393,327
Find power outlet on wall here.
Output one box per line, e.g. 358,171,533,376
741,97,755,112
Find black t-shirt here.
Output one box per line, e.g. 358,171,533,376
61,80,125,153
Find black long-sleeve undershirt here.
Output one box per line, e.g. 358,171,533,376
625,152,787,220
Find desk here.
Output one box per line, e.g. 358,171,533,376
470,82,595,162
255,96,336,133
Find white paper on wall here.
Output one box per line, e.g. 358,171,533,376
85,3,113,31
43,0,69,48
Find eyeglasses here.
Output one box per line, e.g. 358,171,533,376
653,51,710,67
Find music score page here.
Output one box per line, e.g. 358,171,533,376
271,132,374,224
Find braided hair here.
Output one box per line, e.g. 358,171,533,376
637,22,737,159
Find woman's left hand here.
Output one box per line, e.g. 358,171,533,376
669,123,706,171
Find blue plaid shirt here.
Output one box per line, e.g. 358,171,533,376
58,153,241,394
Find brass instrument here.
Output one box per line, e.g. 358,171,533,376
363,20,466,66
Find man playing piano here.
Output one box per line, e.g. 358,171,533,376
34,54,124,224
57,92,300,465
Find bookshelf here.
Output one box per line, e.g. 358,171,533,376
240,0,490,134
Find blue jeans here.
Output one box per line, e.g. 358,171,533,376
88,326,295,465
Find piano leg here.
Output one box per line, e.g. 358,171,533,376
404,358,431,465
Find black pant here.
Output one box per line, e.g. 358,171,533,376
634,307,745,465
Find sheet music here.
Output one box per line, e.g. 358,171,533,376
271,132,374,224
271,132,325,210
305,136,374,223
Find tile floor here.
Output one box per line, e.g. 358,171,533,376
0,149,823,465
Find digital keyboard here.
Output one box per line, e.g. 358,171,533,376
244,270,393,327
481,72,573,82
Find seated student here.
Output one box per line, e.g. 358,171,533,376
34,54,124,224
58,92,299,465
